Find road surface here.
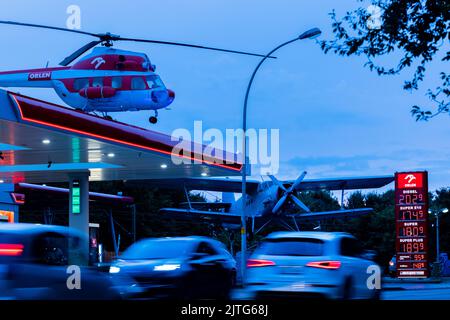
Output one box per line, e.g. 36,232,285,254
382,288,450,300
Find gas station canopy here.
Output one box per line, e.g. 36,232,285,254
0,90,242,184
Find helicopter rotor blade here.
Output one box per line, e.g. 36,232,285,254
118,37,276,59
0,20,98,37
0,20,277,62
59,40,103,66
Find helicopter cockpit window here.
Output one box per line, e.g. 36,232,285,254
92,78,103,87
111,77,122,89
146,76,165,89
131,77,146,90
73,78,89,91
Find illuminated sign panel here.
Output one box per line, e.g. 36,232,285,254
72,180,81,214
395,171,429,278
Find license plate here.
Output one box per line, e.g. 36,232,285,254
279,266,303,275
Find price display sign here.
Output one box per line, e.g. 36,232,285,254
395,171,429,278
72,180,81,214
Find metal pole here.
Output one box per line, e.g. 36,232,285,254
184,185,193,210
241,37,304,285
436,212,440,263
109,209,119,257
131,204,136,243
292,216,300,231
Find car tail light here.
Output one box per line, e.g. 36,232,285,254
306,261,341,270
247,259,275,268
0,244,24,256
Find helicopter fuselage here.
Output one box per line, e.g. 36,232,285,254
0,47,175,115
0,19,276,123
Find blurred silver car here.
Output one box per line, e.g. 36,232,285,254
241,231,380,300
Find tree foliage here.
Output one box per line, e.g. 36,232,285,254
321,0,450,121
431,188,450,256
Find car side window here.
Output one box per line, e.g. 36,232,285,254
32,232,81,266
196,242,217,256
131,77,146,90
340,237,363,257
73,78,89,91
32,232,68,265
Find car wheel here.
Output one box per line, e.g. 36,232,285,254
371,288,381,300
217,272,235,300
178,276,196,300
342,278,353,300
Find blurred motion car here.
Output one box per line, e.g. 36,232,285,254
241,232,380,300
109,236,236,299
0,223,132,300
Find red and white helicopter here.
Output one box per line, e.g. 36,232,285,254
0,21,274,124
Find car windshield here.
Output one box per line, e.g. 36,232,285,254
120,239,193,260
255,238,324,256
146,75,165,89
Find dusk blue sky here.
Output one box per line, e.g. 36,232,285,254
1,0,449,192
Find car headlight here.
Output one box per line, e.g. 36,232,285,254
389,261,394,266
109,266,121,274
153,264,181,271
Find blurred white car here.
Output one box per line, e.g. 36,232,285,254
241,231,380,300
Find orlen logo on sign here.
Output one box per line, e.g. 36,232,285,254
397,173,423,189
28,71,52,81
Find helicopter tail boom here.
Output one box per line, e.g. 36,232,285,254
0,67,67,88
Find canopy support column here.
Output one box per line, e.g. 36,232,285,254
68,171,90,265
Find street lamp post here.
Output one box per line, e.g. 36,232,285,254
436,212,440,262
240,28,322,284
